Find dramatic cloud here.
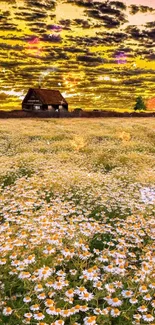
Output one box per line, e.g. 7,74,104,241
0,0,155,110
129,4,154,14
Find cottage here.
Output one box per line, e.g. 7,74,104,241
22,88,68,111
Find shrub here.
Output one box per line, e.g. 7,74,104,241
134,96,146,111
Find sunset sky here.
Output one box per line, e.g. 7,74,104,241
0,0,155,110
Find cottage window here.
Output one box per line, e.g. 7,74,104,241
34,105,41,110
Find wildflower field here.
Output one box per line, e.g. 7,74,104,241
0,118,155,325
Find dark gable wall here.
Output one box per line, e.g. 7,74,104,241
22,90,43,110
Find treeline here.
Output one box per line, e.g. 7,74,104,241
0,109,154,118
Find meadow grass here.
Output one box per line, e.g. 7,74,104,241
0,118,155,325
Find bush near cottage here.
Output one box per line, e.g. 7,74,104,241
134,96,146,111
0,118,155,325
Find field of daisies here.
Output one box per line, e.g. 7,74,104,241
0,118,155,325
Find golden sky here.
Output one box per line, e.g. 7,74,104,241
0,0,155,110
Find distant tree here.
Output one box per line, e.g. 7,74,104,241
134,96,146,111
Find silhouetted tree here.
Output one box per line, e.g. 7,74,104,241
134,96,146,111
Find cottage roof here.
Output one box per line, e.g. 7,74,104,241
24,88,68,105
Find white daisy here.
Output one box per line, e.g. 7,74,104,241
111,308,121,317
23,296,31,303
3,307,13,316
142,314,154,322
34,312,45,320
137,305,147,313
